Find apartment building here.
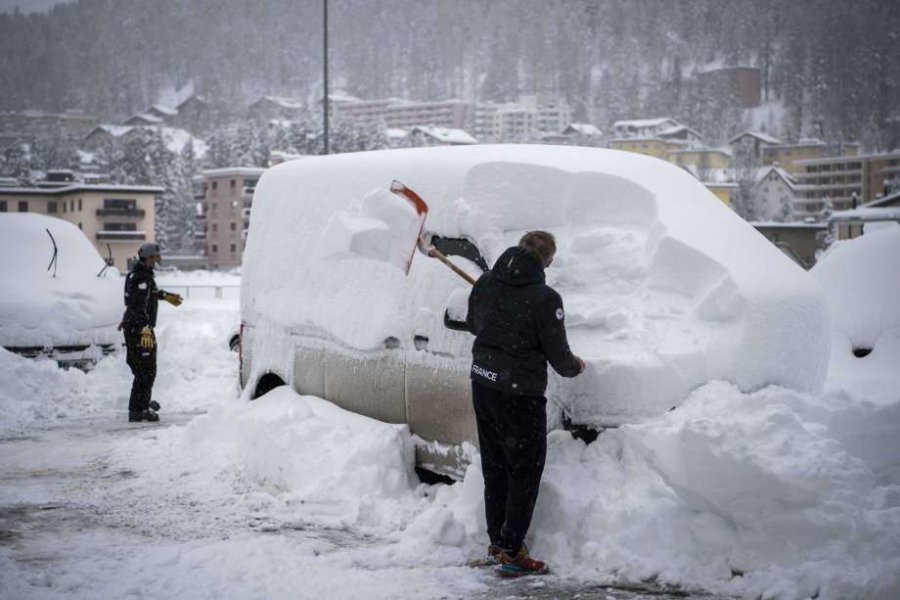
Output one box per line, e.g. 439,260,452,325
195,167,265,269
761,139,829,174
0,109,98,139
0,180,160,269
472,96,572,142
792,151,900,212
329,95,472,131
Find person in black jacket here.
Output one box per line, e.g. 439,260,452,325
464,230,584,576
120,243,182,422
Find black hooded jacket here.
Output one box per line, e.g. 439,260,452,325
465,246,581,396
122,261,165,332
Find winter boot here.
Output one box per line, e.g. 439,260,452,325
128,411,144,422
468,544,502,568
142,409,160,422
496,545,549,577
148,400,160,412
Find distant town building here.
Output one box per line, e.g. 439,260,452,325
194,167,265,269
612,117,702,143
792,150,900,212
173,95,214,134
248,96,305,124
123,113,165,127
0,181,161,269
406,125,478,146
761,139,829,174
729,130,783,162
329,95,472,131
751,165,807,221
752,222,827,269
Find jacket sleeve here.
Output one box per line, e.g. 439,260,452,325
125,271,153,329
536,289,581,378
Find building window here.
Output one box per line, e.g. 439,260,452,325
78,223,82,229
18,201,28,212
104,222,137,231
104,198,137,211
48,201,58,213
212,181,218,190
212,244,218,253
230,222,237,231
230,179,236,192
0,200,6,212
78,199,82,211
212,223,218,232
230,243,237,253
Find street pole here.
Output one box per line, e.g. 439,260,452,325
323,0,330,155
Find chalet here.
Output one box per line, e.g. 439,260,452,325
247,96,305,123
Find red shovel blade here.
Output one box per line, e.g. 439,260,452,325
390,180,429,275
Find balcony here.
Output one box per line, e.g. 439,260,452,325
96,208,146,218
96,230,146,241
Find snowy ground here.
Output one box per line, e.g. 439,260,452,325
1,272,899,599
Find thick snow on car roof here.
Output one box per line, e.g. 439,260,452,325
0,213,121,348
243,145,829,424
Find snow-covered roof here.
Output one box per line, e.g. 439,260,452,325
385,128,407,140
85,124,133,139
670,146,732,157
409,126,478,145
754,165,797,186
126,113,164,125
729,130,783,145
828,206,900,223
255,96,304,110
613,117,676,129
0,183,163,195
563,123,602,136
657,124,704,139
149,104,178,117
201,167,267,178
863,189,900,208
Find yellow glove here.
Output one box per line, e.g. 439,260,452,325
163,292,183,307
140,326,155,349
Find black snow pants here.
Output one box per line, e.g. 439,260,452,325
124,329,157,414
472,381,547,554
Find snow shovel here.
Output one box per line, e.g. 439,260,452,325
390,180,477,286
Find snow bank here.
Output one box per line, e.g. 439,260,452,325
100,381,900,600
0,213,121,348
243,145,829,424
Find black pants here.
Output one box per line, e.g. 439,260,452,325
124,329,157,414
472,381,547,554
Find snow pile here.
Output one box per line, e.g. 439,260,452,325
811,225,900,363
243,145,829,424
98,380,900,599
317,187,421,274
0,213,121,348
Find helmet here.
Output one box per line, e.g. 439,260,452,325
138,242,161,260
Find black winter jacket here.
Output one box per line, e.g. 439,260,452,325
465,246,581,396
122,261,165,332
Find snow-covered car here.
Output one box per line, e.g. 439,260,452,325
0,213,121,369
240,145,830,478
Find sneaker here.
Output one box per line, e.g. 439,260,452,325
496,546,549,577
467,544,502,567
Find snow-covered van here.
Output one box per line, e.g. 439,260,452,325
0,213,121,369
240,145,830,478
